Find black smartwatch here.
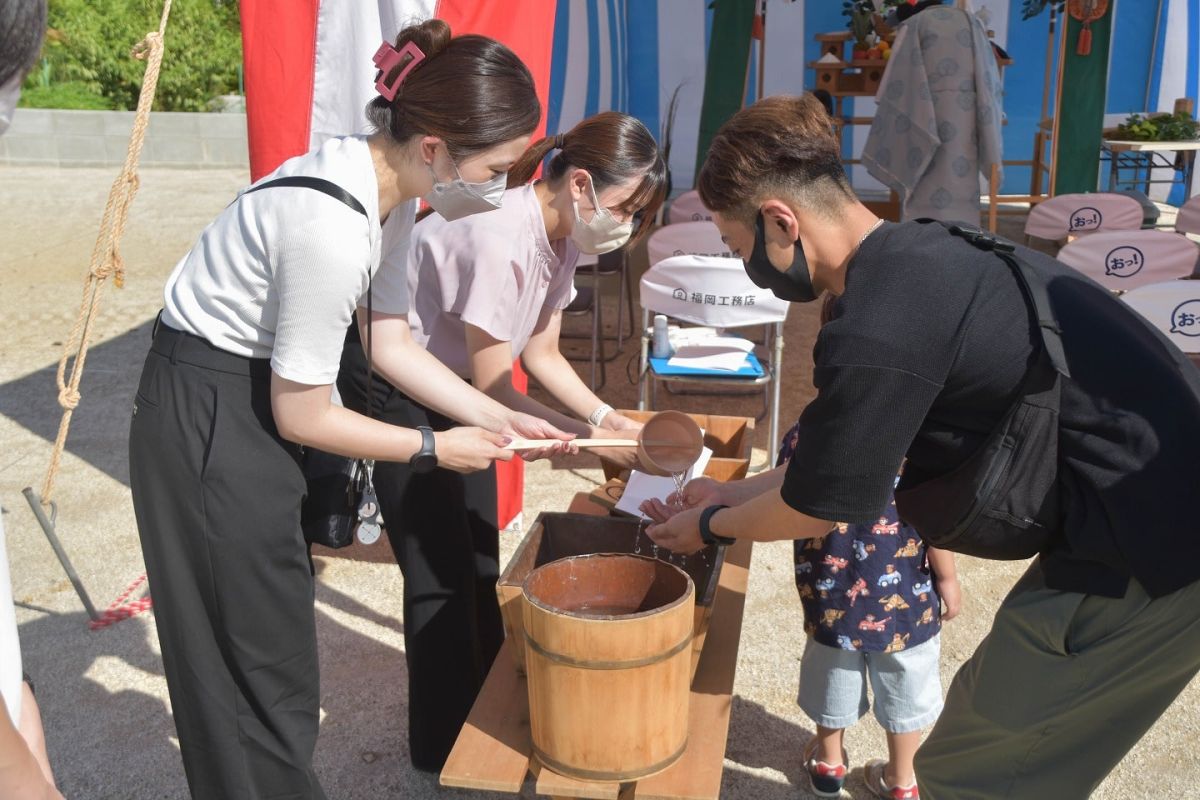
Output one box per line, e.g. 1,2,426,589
699,504,736,546
409,426,438,474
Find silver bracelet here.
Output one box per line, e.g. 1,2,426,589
587,404,614,427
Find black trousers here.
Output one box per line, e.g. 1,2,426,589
338,329,503,772
129,324,325,800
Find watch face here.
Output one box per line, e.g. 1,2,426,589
410,453,437,474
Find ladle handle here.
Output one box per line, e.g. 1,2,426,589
503,438,640,450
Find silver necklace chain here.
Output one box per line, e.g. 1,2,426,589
856,218,885,252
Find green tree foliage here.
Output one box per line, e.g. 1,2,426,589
24,0,241,112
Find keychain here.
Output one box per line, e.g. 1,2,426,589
356,459,384,545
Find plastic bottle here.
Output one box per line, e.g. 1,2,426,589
652,314,671,358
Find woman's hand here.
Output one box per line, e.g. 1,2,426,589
600,411,642,432
590,424,641,470
500,412,578,461
433,427,514,473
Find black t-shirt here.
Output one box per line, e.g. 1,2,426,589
781,221,1200,599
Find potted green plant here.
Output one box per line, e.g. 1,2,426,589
1108,111,1200,143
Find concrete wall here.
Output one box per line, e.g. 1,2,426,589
0,109,248,169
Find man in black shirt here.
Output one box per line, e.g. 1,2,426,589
643,95,1200,798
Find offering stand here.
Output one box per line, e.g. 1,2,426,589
440,491,754,800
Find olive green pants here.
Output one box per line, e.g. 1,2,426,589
915,561,1200,800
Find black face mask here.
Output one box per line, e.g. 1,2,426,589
743,212,819,303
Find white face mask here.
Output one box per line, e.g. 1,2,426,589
571,177,634,255
423,150,507,221
0,76,22,137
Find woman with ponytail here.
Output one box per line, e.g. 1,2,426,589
129,20,574,799
336,111,666,771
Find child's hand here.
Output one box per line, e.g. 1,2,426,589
937,575,962,622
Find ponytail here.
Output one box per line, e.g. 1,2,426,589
510,112,667,244
507,136,558,188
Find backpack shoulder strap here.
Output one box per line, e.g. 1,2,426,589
916,219,1071,379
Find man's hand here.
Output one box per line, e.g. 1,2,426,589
673,476,725,510
645,505,706,554
639,476,726,525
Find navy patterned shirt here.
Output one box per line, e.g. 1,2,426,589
778,422,941,653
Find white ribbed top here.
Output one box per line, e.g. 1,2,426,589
161,135,415,385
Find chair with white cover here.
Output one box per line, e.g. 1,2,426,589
1055,229,1200,293
1024,192,1144,243
1175,194,1200,237
666,189,714,225
1120,279,1200,368
638,254,790,454
646,220,733,267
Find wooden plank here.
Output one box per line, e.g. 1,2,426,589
440,639,532,793
632,540,753,800
534,759,623,799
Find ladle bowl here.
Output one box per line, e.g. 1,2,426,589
635,410,704,477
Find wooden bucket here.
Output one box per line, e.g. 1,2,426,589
522,554,694,781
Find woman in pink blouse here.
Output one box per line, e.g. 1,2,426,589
336,112,665,771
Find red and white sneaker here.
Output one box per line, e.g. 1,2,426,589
801,739,850,799
864,759,919,800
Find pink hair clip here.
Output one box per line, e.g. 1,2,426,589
373,40,426,102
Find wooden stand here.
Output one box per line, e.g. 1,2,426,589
441,492,754,800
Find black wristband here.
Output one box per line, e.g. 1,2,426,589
699,504,735,546
409,425,437,474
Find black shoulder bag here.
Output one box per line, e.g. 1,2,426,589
893,222,1071,561
241,176,384,549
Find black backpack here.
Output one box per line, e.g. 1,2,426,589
893,222,1071,560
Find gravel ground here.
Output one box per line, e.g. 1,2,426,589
1,165,1196,799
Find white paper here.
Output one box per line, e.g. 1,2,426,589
667,336,755,372
614,447,713,519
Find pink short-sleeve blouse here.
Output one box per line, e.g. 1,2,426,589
406,184,580,377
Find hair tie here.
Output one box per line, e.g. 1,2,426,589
373,40,426,102
554,134,565,150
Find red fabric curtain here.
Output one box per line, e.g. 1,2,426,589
240,0,319,181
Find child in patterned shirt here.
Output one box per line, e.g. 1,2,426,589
777,421,960,800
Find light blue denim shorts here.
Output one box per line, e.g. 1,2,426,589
797,634,943,734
